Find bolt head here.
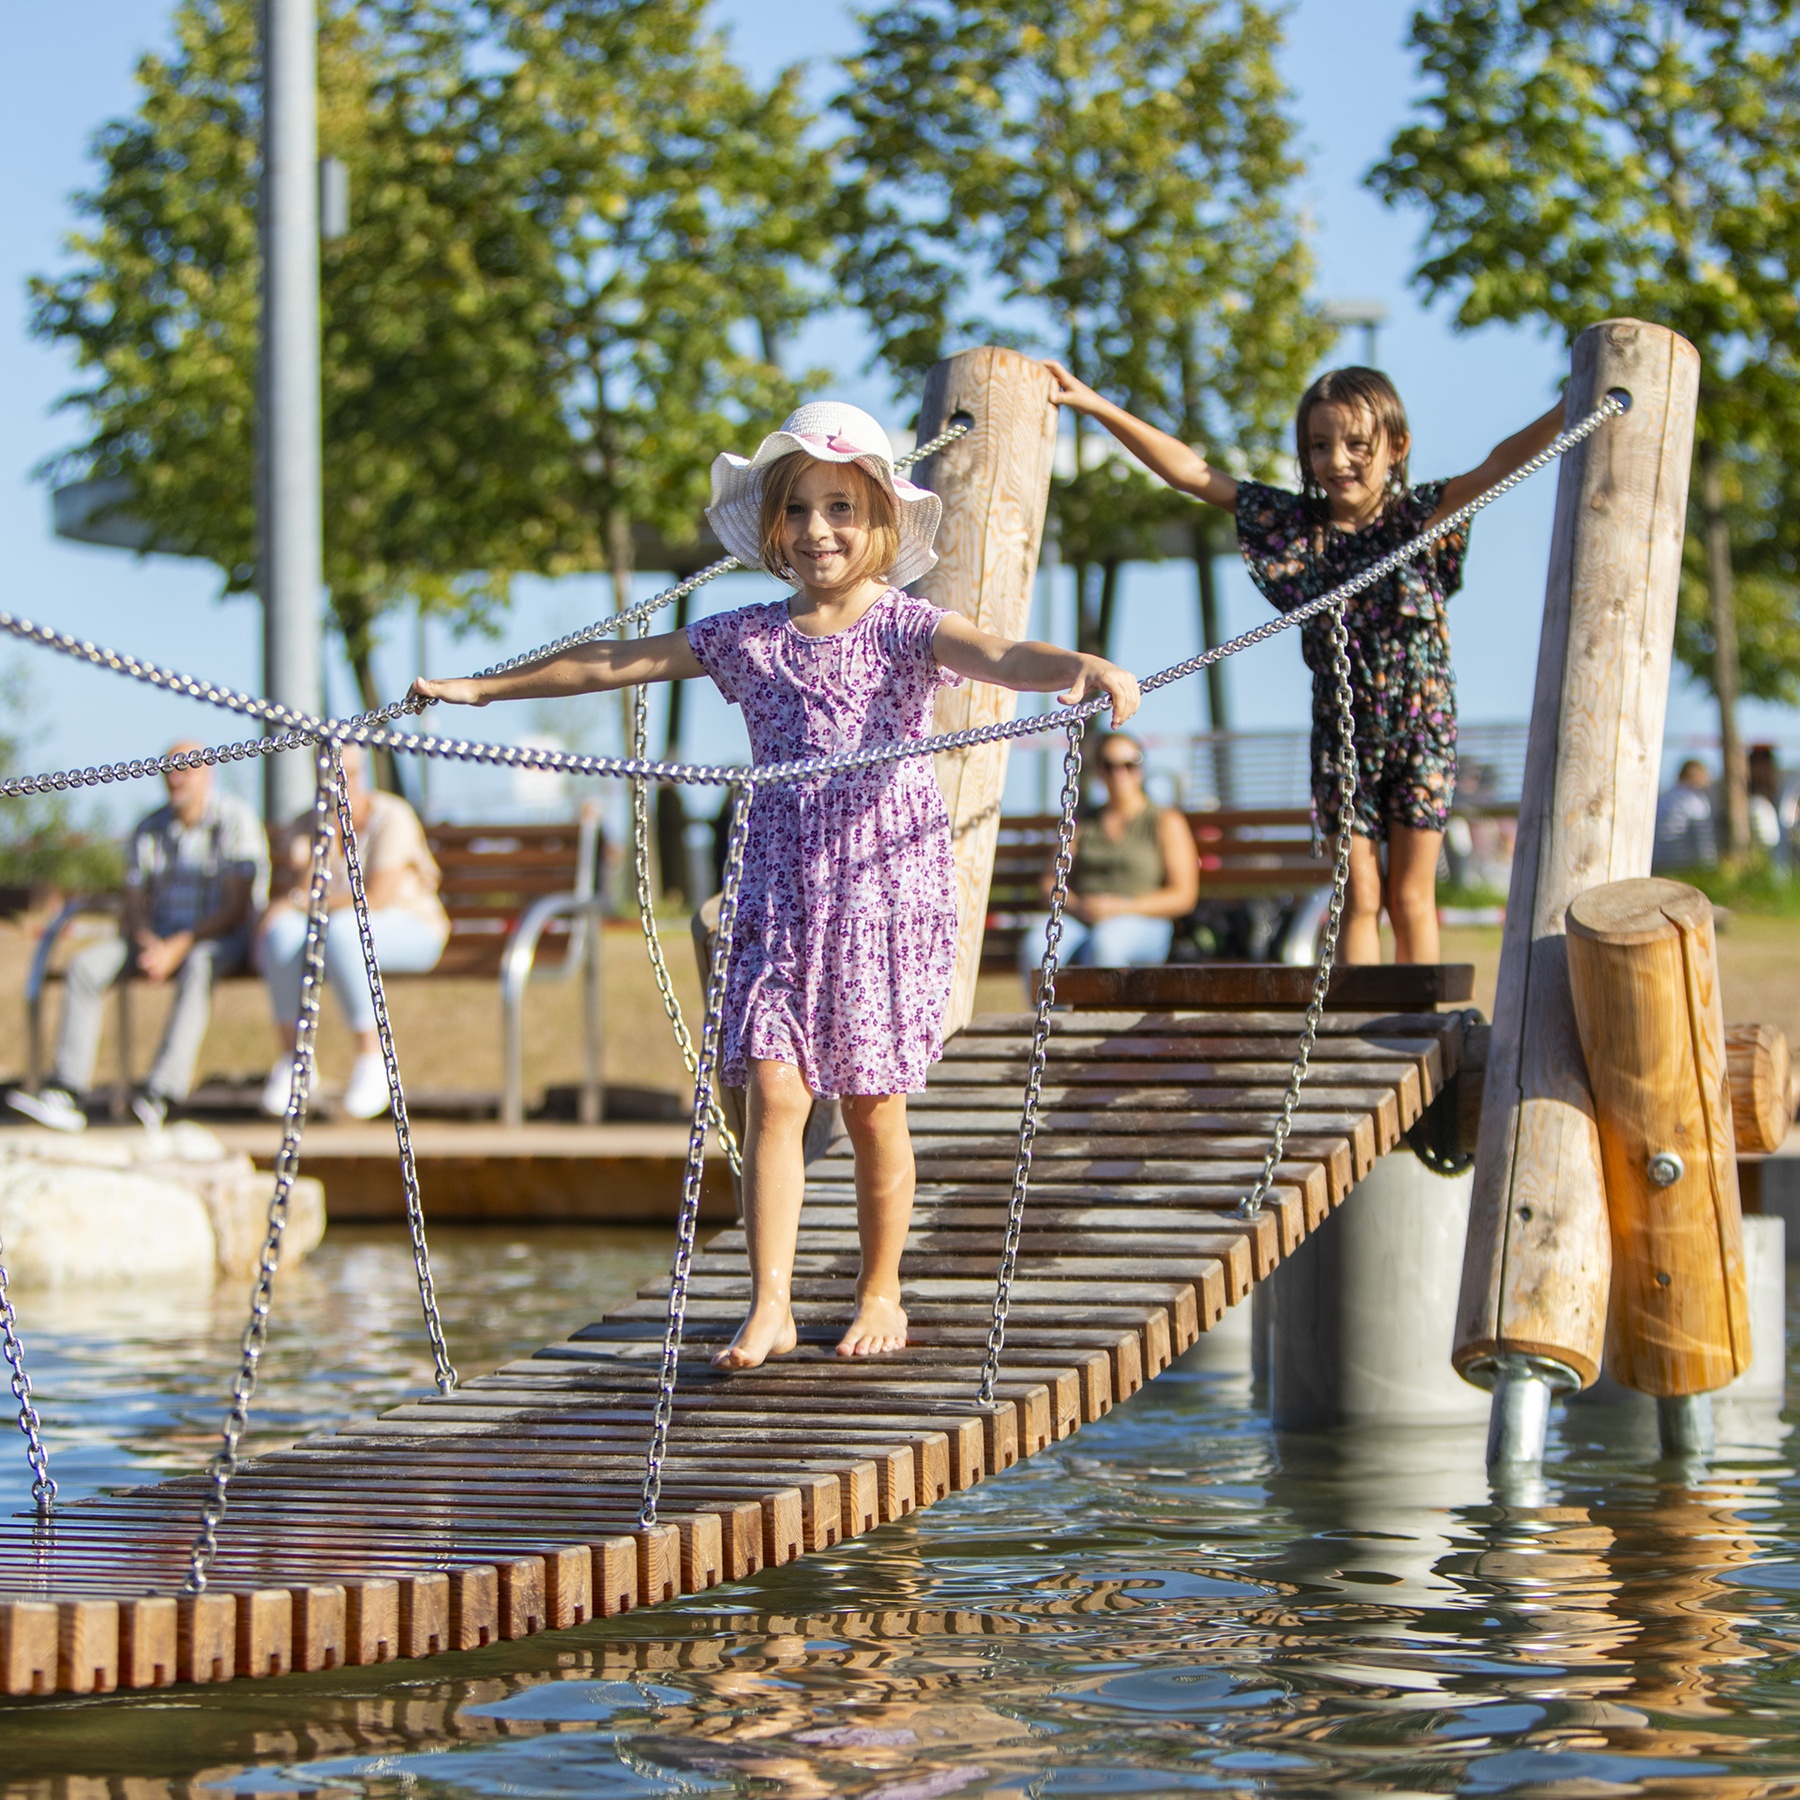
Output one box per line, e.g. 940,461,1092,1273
1647,1151,1685,1188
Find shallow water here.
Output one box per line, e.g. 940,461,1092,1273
6,1227,1800,1798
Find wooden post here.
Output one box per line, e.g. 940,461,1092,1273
1454,319,1700,1396
1566,878,1751,1395
912,347,1060,1037
1725,1023,1794,1157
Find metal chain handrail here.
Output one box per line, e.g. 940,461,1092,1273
0,394,1623,808
331,758,459,1392
0,1232,55,1514
1238,598,1358,1217
640,782,754,1528
977,720,1083,1403
186,744,336,1591
628,631,743,1177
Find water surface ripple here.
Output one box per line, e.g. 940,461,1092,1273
4,1227,1800,1798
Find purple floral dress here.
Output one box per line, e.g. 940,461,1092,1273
686,589,962,1097
1236,480,1468,840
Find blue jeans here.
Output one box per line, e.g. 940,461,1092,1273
1016,911,1173,980
262,908,447,1033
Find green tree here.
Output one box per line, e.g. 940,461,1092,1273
834,0,1330,732
1369,0,1800,859
31,0,827,800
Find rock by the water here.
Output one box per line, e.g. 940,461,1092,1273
0,1122,326,1285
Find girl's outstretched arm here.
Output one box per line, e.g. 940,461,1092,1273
1430,398,1567,524
409,629,703,708
1042,361,1239,510
932,613,1142,724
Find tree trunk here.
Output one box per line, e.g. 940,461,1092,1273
1194,522,1234,805
657,588,693,902
1095,557,1122,661
331,590,404,796
1073,560,1098,655
1697,441,1750,863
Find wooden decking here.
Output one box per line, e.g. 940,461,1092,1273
0,1002,1472,1697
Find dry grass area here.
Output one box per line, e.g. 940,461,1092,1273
3,912,1795,1112
0,917,706,1108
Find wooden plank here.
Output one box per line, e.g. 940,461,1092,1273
1054,964,1473,1011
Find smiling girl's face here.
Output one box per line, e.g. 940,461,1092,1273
778,460,883,595
1305,400,1409,529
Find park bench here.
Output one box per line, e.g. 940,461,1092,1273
22,809,605,1128
983,806,1331,970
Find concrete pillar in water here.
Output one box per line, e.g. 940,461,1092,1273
1267,1148,1490,1430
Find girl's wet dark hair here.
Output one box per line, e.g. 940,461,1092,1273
1295,367,1411,515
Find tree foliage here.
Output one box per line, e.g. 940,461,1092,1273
834,0,1330,671
31,0,826,720
1369,0,1800,844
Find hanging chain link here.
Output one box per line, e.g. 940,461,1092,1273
331,757,458,1394
978,722,1084,1405
186,744,336,1592
1,396,1623,809
1239,599,1358,1217
0,1231,54,1515
641,781,754,1529
628,631,744,1177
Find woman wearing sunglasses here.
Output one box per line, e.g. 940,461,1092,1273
1018,733,1200,979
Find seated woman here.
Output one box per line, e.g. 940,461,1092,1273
260,746,449,1118
1018,732,1200,978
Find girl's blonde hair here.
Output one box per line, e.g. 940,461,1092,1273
756,452,900,584
1295,367,1411,515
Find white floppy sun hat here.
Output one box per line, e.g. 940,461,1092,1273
706,401,943,590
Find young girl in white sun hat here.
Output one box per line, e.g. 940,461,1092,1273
413,400,1138,1369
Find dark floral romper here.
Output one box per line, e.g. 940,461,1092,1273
1235,479,1468,842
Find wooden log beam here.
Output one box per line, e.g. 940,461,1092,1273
1725,1023,1795,1157
1567,879,1751,1394
1455,318,1700,1391
913,347,1059,1038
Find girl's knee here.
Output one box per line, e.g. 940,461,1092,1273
747,1059,813,1127
840,1091,906,1144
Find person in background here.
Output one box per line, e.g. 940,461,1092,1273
1652,758,1719,873
1748,744,1787,868
259,745,448,1119
8,745,268,1133
1018,732,1200,979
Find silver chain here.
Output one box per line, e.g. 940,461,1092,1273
330,757,458,1394
0,1232,54,1515
185,744,336,1592
628,632,744,1178
978,721,1083,1405
640,780,754,1529
1239,599,1358,1217
0,396,1623,807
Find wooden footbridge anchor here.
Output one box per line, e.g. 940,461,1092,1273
0,980,1475,1697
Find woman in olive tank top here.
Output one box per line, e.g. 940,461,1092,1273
1017,733,1200,978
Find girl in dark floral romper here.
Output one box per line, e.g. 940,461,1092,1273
1043,363,1565,964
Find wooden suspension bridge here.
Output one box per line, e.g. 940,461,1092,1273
4,319,1786,1705
0,977,1472,1694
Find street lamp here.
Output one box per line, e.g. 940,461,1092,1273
1322,299,1390,369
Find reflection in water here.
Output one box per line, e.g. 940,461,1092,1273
4,1238,1800,1795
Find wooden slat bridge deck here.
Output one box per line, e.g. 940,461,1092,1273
0,1001,1472,1696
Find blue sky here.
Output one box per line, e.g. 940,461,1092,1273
5,0,1794,825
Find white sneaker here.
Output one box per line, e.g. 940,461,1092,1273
6,1086,87,1133
342,1053,391,1120
260,1061,296,1118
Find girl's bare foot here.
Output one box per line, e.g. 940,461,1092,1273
713,1299,799,1371
837,1291,907,1357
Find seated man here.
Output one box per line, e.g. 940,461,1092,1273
10,745,268,1132
1652,758,1718,874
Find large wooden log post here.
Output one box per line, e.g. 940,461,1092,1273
1566,878,1751,1396
1454,320,1700,1434
913,348,1060,1037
